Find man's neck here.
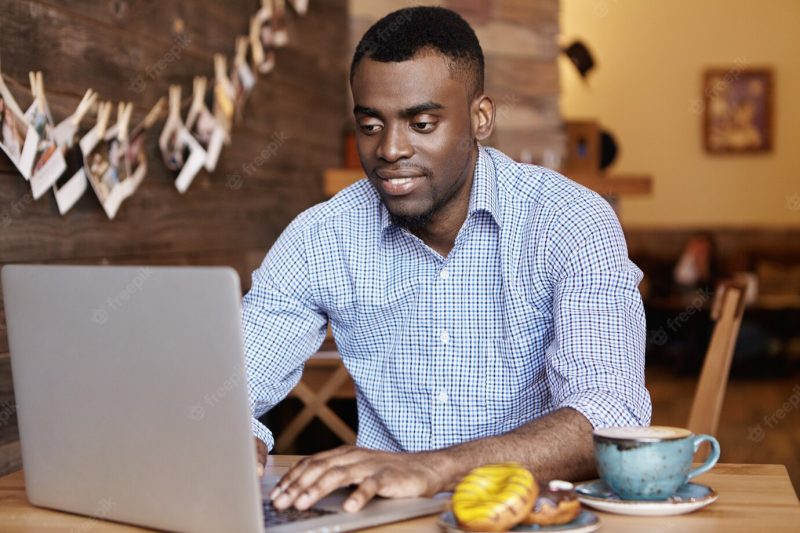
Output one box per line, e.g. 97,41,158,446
411,149,478,258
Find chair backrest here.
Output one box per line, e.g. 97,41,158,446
686,280,750,436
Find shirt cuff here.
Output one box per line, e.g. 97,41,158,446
252,417,275,452
559,389,652,429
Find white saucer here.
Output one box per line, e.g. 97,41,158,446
575,480,718,516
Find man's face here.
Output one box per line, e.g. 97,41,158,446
351,54,477,229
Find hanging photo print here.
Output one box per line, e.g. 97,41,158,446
85,102,145,219
24,71,67,200
159,85,207,193
186,76,225,172
50,89,97,214
0,59,40,179
127,96,165,188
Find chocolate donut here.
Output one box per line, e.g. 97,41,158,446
522,480,581,526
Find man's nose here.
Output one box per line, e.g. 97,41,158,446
376,124,413,162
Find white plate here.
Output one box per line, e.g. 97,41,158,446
439,509,600,532
575,480,718,516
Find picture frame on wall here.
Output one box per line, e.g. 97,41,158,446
703,67,773,154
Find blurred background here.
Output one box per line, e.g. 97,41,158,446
0,0,798,493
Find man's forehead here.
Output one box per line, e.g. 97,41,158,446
351,54,462,108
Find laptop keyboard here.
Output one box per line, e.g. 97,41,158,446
263,502,337,526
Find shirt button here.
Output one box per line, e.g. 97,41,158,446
437,390,449,403
440,329,450,344
439,269,449,280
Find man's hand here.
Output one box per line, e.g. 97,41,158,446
256,437,267,478
269,445,446,513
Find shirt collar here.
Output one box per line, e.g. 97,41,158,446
379,143,501,234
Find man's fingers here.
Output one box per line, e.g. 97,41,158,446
293,464,364,510
272,446,364,508
344,475,381,512
274,445,355,495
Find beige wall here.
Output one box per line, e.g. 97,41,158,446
561,0,800,228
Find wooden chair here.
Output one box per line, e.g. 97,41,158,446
273,348,357,453
687,279,752,436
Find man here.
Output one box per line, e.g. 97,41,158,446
244,6,651,513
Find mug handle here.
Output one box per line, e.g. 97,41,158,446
686,434,721,481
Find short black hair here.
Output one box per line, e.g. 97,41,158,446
350,6,485,97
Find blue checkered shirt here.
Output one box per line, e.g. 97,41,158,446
243,145,651,452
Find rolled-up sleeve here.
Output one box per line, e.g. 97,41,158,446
545,193,652,428
242,212,328,451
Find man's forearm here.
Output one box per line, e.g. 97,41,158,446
419,408,596,491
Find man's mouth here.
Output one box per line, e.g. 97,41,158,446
375,170,425,196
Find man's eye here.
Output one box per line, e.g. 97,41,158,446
359,124,382,135
412,122,436,133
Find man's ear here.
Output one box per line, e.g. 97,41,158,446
472,94,495,141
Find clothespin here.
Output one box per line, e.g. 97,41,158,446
94,102,113,140
272,0,288,47
234,36,249,69
72,89,98,127
168,84,183,123
159,85,184,164
214,55,235,132
186,76,207,129
250,14,275,74
141,96,166,129
250,15,265,67
189,76,207,117
29,71,47,115
115,102,133,143
288,0,309,15
256,0,273,22
214,54,235,94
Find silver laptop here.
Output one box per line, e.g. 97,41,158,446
2,265,446,532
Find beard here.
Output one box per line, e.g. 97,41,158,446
390,208,436,231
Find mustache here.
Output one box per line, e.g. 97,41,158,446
372,164,432,179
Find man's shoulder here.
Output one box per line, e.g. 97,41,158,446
288,178,380,237
485,146,610,225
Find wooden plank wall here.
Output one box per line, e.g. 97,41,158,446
0,0,347,474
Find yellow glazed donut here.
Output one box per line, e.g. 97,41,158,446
452,463,538,532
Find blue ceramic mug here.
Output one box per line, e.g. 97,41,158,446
593,426,720,500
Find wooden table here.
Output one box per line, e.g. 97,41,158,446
0,457,798,532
